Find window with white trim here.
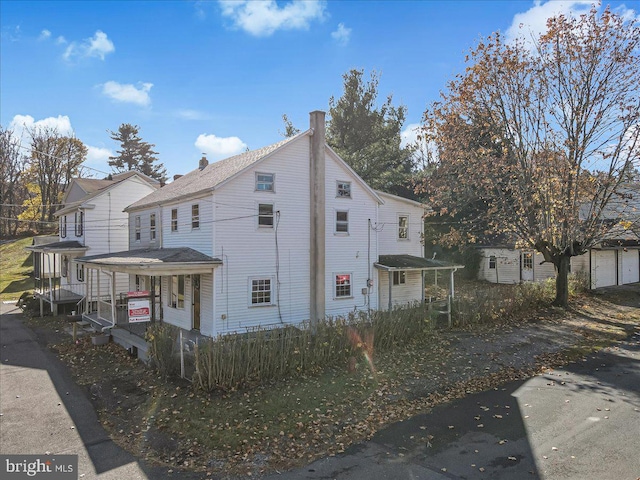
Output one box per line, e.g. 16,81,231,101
256,173,274,192
75,211,84,236
489,256,496,269
393,271,406,285
336,210,349,233
150,213,156,241
258,203,274,228
76,263,84,283
192,204,200,229
135,216,141,242
61,255,69,278
250,278,273,305
168,275,185,308
337,181,351,198
60,216,67,238
398,215,409,240
523,252,533,270
335,273,352,298
171,208,178,232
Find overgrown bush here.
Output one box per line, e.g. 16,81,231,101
191,303,435,392
146,322,181,378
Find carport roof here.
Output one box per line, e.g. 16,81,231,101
375,254,464,271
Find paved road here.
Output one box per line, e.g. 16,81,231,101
267,332,640,480
2,301,639,480
0,303,206,480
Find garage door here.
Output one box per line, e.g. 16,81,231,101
620,249,640,285
592,250,617,288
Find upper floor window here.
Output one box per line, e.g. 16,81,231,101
258,203,274,228
150,213,156,241
171,208,178,232
393,271,406,285
192,204,200,229
489,256,496,269
76,263,84,283
75,211,84,237
256,173,274,192
336,210,349,234
398,215,409,240
60,216,67,238
337,181,351,198
335,273,352,298
135,216,141,242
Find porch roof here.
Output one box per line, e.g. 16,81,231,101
75,247,222,275
375,254,464,271
26,240,87,254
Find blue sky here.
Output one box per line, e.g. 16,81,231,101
1,0,638,179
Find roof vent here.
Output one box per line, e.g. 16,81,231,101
199,155,209,170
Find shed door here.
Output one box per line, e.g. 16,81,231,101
592,250,617,288
620,250,639,285
521,252,534,282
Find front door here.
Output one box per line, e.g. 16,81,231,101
192,274,201,331
521,251,534,282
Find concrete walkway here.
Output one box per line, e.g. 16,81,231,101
0,303,156,479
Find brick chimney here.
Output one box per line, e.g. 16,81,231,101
309,110,326,326
199,155,209,170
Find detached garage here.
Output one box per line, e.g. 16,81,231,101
589,246,640,289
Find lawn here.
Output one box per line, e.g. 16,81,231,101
0,237,34,302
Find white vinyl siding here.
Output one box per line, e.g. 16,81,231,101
478,248,521,284
379,270,423,310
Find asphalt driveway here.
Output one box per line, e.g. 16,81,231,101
267,329,640,480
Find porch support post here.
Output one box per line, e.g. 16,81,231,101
450,269,455,299
388,270,393,311
97,270,101,318
109,271,116,327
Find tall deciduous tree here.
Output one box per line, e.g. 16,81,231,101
19,127,87,232
0,126,28,237
109,123,167,182
421,7,640,306
327,69,416,196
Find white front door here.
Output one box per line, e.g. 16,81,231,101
521,251,534,282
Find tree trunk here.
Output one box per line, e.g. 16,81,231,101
553,255,571,307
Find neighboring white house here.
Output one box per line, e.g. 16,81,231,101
27,171,160,315
76,111,462,347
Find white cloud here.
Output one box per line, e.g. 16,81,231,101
177,109,211,120
101,81,153,107
85,145,112,165
195,133,247,159
506,0,593,43
63,30,114,61
331,23,351,46
9,114,74,141
39,29,51,40
56,35,67,45
218,0,326,36
400,123,421,149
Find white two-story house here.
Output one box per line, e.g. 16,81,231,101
76,111,461,347
27,171,159,316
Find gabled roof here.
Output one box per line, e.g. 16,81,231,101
375,190,427,209
126,132,308,211
56,171,160,217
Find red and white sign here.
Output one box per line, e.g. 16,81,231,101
128,298,151,323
